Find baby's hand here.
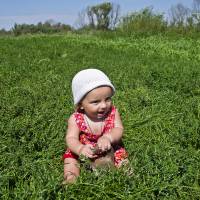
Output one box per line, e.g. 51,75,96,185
97,136,111,152
79,144,97,158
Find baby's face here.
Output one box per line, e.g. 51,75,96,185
80,86,113,121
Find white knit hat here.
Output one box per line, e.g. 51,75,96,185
72,69,115,105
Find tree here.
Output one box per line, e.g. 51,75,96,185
75,9,87,29
76,2,120,30
191,0,200,28
109,2,120,29
89,2,112,29
119,7,167,34
193,0,200,12
169,3,190,26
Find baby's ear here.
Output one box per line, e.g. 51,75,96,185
80,107,84,112
76,103,84,112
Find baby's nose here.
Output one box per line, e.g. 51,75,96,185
100,101,106,109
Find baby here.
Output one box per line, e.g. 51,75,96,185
62,69,129,184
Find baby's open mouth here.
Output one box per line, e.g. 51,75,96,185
97,111,107,118
98,111,105,114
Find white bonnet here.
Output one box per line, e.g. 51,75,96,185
72,68,115,105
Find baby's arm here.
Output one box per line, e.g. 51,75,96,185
107,108,124,143
97,109,124,151
66,115,95,158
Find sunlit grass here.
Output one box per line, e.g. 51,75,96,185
0,34,200,199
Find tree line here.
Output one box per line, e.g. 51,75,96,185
1,0,200,36
0,20,72,36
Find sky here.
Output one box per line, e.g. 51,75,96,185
0,0,194,30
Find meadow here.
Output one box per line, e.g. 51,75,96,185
0,33,200,199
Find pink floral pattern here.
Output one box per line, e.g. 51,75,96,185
63,106,128,167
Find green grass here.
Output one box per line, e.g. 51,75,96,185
0,34,200,199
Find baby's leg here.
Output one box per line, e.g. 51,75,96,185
63,158,80,184
92,147,115,169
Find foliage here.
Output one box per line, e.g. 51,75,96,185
76,2,120,30
191,0,200,31
118,7,167,35
89,2,112,29
169,3,191,26
12,21,73,36
2,1,200,36
167,1,200,33
0,34,200,199
0,29,12,36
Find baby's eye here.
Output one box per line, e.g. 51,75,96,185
90,100,99,104
106,97,112,102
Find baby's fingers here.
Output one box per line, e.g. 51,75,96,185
102,144,111,152
82,147,97,158
84,151,97,158
98,141,111,152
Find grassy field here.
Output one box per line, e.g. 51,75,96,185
0,33,200,199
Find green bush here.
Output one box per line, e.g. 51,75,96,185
118,7,167,35
12,22,73,36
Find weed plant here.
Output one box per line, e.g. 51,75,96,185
0,34,200,199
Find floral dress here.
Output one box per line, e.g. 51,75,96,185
63,106,128,167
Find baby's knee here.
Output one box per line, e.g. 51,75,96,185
92,156,114,169
63,158,80,184
64,158,79,171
